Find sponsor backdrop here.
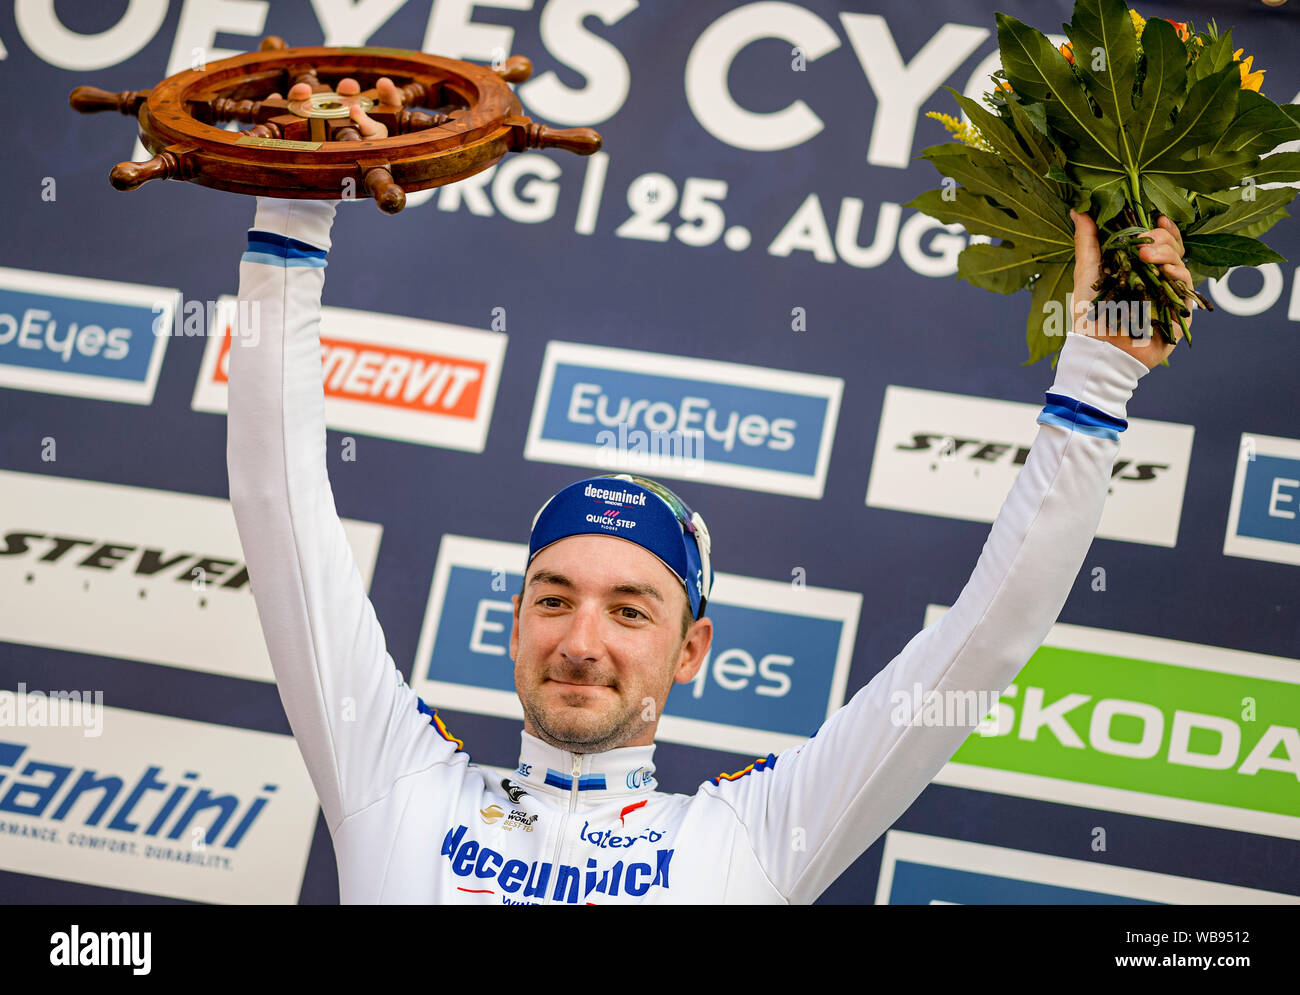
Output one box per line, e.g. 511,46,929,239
0,0,1297,904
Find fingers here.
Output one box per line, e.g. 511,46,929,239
279,78,389,137
376,76,403,107
349,102,387,139
1070,207,1101,295
1071,208,1100,269
328,77,386,138
1156,214,1185,257
1137,226,1184,268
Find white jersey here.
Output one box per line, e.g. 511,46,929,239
226,198,1150,904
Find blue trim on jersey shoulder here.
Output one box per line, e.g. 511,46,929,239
243,230,328,268
709,752,778,787
544,769,607,791
415,696,466,755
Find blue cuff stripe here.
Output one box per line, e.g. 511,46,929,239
241,250,327,269
247,229,328,259
1037,410,1120,442
1043,392,1127,432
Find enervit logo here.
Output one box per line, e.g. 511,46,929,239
865,386,1194,547
193,296,506,453
0,267,173,405
524,341,843,499
411,536,861,754
1225,433,1300,567
0,471,381,682
0,703,318,903
924,605,1300,840
876,832,1299,904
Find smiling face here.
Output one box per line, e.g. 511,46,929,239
510,534,712,754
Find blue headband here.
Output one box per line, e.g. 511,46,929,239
527,474,712,619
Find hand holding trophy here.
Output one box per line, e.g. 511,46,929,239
68,36,603,214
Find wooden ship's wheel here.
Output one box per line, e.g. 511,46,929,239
69,36,602,214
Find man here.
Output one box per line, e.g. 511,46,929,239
226,79,1192,904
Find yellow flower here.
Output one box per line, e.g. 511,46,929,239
1233,47,1265,92
1129,9,1146,35
926,111,993,152
1059,40,1074,64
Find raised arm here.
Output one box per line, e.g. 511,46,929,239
226,197,463,833
704,210,1190,903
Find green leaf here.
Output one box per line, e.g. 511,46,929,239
1024,263,1074,365
958,243,1070,295
1248,151,1300,185
905,188,1068,249
946,90,1040,171
1185,187,1295,236
1141,173,1195,225
1126,18,1187,165
919,147,1073,238
1065,0,1137,129
1004,96,1060,173
1212,89,1300,156
1090,175,1128,226
1045,165,1073,183
996,13,1119,167
1100,225,1148,250
1140,64,1242,166
1183,233,1285,267
1188,25,1235,83
1019,100,1050,136
1146,148,1259,193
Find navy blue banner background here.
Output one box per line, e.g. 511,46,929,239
1,0,1298,903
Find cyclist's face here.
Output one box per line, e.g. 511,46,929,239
511,534,710,754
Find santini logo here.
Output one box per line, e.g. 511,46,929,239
50,926,150,975
0,741,275,852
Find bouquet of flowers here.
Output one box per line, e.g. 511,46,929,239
908,0,1300,364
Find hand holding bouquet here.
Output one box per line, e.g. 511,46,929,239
909,0,1300,365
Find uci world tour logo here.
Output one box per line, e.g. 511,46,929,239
524,341,842,499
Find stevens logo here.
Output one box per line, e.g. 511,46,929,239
866,386,1194,547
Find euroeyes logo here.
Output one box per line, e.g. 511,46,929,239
525,342,842,499
0,267,174,405
1225,433,1300,567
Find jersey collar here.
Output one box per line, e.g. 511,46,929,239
510,730,658,797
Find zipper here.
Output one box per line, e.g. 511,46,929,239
544,752,583,906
